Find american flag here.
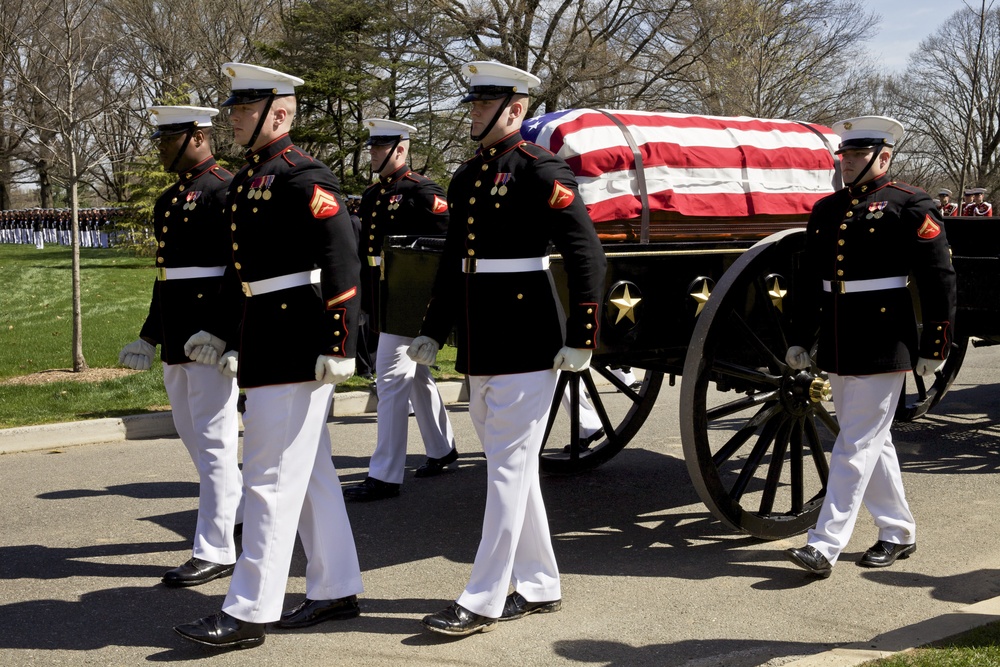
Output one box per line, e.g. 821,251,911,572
520,109,841,223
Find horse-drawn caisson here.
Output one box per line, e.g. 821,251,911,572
380,108,997,540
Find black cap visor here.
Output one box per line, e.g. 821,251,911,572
221,89,281,107
460,85,518,103
834,137,893,155
151,122,198,140
366,134,405,147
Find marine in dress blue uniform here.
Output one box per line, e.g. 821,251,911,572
118,106,244,588
784,116,957,577
408,62,607,636
342,118,457,502
173,63,363,650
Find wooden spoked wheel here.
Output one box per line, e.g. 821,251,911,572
680,229,839,539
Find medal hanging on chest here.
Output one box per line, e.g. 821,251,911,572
491,173,511,196
866,200,887,219
182,191,202,211
388,194,402,211
260,175,274,200
247,176,263,199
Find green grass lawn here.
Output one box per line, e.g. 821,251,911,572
862,621,1000,666
0,244,456,428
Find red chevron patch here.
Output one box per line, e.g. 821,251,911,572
310,185,340,218
917,215,941,239
548,180,574,209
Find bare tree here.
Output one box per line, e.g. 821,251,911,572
415,0,708,115
1,0,138,371
679,0,877,122
892,1,999,199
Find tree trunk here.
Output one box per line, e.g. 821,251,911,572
38,158,53,208
70,172,87,372
0,155,10,210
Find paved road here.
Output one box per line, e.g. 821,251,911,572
1,344,999,666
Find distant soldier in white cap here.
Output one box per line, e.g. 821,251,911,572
407,61,607,636
342,118,458,502
967,187,993,216
784,116,956,578
961,188,976,215
937,188,959,216
119,105,244,589
174,63,363,650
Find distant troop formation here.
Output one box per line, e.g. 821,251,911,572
0,207,132,248
934,187,993,217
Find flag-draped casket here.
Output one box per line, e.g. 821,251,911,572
519,109,841,241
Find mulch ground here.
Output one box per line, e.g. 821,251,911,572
0,368,140,386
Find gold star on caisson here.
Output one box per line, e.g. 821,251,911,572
690,280,711,316
610,284,642,324
768,277,787,312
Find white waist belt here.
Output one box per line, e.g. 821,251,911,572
462,256,550,274
156,266,226,281
822,276,907,294
242,269,321,297
367,256,382,267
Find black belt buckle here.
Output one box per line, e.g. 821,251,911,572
462,257,477,274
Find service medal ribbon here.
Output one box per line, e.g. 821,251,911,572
183,190,202,209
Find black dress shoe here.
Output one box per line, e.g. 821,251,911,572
343,477,400,501
858,540,916,568
162,557,235,588
275,595,360,629
174,611,265,650
500,591,562,621
421,603,498,636
784,545,833,578
414,448,459,478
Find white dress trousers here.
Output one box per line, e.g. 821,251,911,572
369,332,455,484
222,381,364,623
162,362,243,565
457,370,562,619
807,372,916,565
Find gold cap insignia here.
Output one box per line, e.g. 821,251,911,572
843,121,853,130
226,67,236,77
469,65,478,74
150,109,158,115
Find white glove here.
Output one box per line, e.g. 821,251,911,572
183,330,226,365
553,346,592,372
407,336,440,366
218,351,238,379
119,338,156,371
915,356,944,375
315,355,356,384
785,345,810,370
